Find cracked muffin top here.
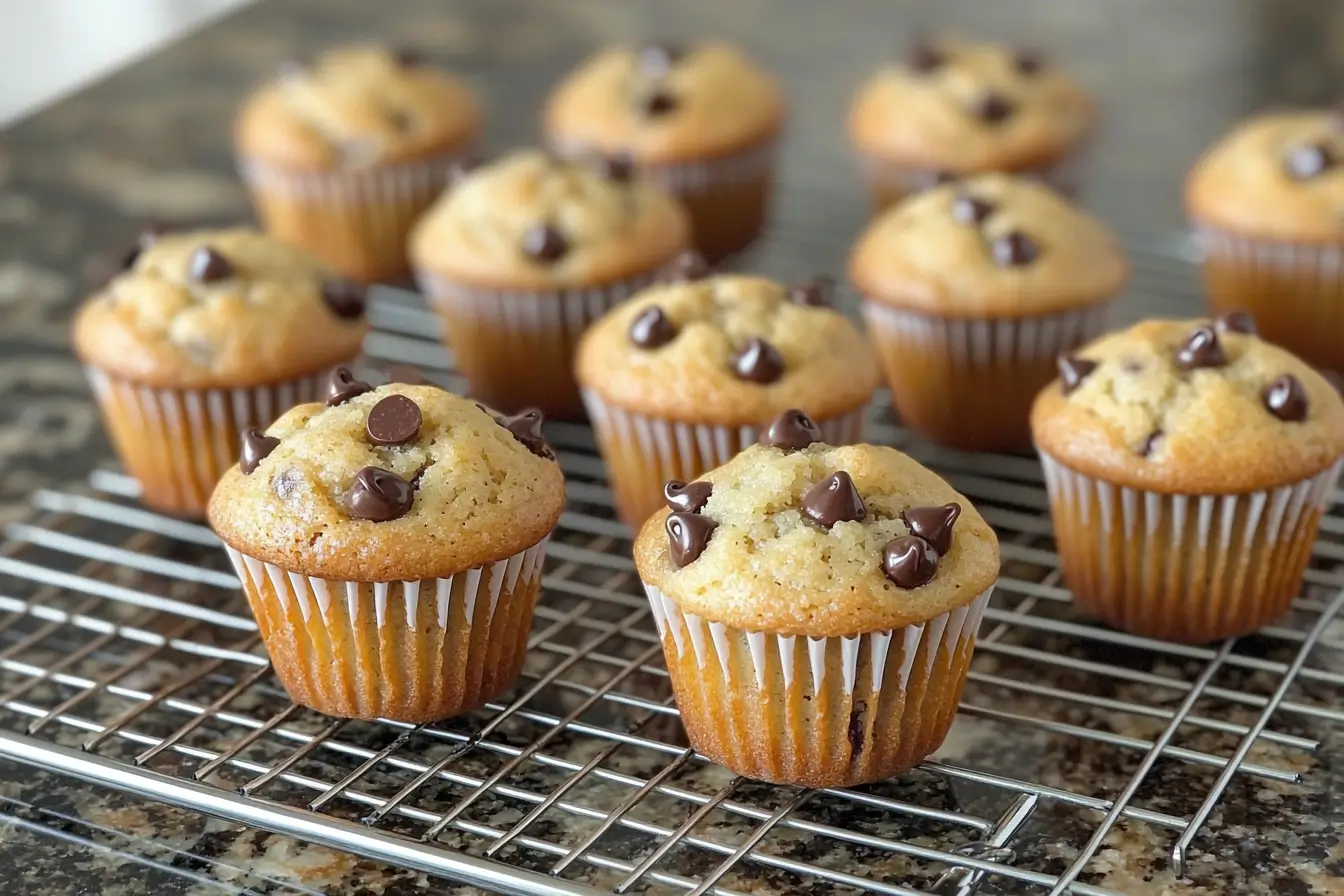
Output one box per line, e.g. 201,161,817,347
1031,317,1344,493
72,228,369,389
207,374,565,580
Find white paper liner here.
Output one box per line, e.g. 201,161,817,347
550,137,779,195
857,145,1089,200
238,150,469,202
1192,227,1344,275
418,270,657,336
860,302,1111,367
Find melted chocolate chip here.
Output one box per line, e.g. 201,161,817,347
666,511,717,568
789,276,835,307
188,246,234,283
1213,310,1257,335
639,86,680,116
1284,142,1334,181
952,194,996,226
522,224,569,263
908,41,945,72
629,306,678,348
732,338,785,384
662,249,710,282
321,277,368,319
497,408,555,459
366,394,423,445
385,364,430,386
971,92,1015,124
901,503,961,555
663,480,712,514
990,231,1039,267
1014,50,1044,75
760,408,823,451
1136,429,1163,457
327,367,374,406
1263,374,1309,422
596,151,635,182
1058,355,1099,395
639,42,684,77
346,467,415,522
801,472,867,528
1175,325,1228,370
848,701,867,755
882,535,939,589
239,429,281,474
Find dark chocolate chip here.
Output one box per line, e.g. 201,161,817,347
386,108,414,132
952,194,996,226
639,42,684,77
663,480,712,514
596,151,635,182
321,277,368,319
366,394,423,446
522,223,569,263
1014,50,1044,75
629,305,678,348
801,471,867,528
1213,310,1257,335
971,91,1015,124
901,503,961,555
882,535,939,589
345,467,415,522
640,87,680,117
497,408,555,459
239,428,281,475
1057,355,1099,395
847,701,867,756
326,367,374,406
666,511,717,568
1175,325,1228,370
1136,429,1163,457
732,338,785,384
760,408,823,451
908,41,945,72
788,276,835,307
661,249,710,282
1263,374,1309,422
1284,142,1334,181
390,46,422,67
990,231,1039,266
385,364,430,386
188,246,234,283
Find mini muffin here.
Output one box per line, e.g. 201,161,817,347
634,410,1000,786
1186,109,1344,374
850,174,1127,452
409,149,690,419
848,34,1096,212
575,272,881,526
235,43,481,283
72,228,369,517
1032,318,1344,643
208,376,565,722
544,41,784,262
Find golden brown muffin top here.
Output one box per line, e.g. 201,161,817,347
574,274,881,425
849,174,1127,317
208,379,565,581
848,34,1095,172
543,41,785,164
233,43,481,170
71,228,368,389
1031,318,1344,493
634,426,1000,637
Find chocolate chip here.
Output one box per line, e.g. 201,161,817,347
1284,142,1334,180
1014,50,1044,75
848,701,867,755
1136,429,1163,457
497,408,555,459
639,87,680,117
327,367,374,406
991,231,1039,267
1175,326,1228,370
1264,374,1309,422
663,480,712,514
596,151,635,182
666,511,717,568
321,277,368,319
1214,310,1257,335
386,108,414,132
119,229,159,271
732,338,785,384
882,535,939,589
366,394,422,446
239,428,281,474
788,276,835,307
1057,355,1099,395
639,42,684,77
971,92,1015,124
901,503,961,555
661,249,710,282
760,408,823,451
390,46,422,67
385,364,430,386
908,41,945,72
345,467,414,522
629,306,678,348
188,246,234,283
801,472,867,528
522,224,569,263
952,194,996,225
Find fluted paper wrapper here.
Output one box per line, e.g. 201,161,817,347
224,537,550,722
857,146,1089,215
1041,453,1342,643
643,584,992,787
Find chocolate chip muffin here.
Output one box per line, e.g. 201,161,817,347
1186,109,1344,374
72,227,369,517
575,272,881,526
543,41,784,262
208,375,564,722
848,34,1096,212
234,43,481,283
1031,318,1344,643
633,409,1000,786
409,149,690,419
850,174,1127,452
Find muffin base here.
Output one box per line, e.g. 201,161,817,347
643,584,992,787
1040,453,1342,644
857,148,1088,216
1195,228,1344,374
85,367,335,518
224,537,550,722
581,389,869,527
861,302,1110,453
648,139,777,263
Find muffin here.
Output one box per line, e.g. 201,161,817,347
633,410,1000,786
234,43,481,283
409,149,691,419
575,273,881,527
1032,318,1344,643
1186,109,1344,374
544,41,784,262
850,174,1127,452
72,228,369,517
208,377,565,722
848,34,1096,213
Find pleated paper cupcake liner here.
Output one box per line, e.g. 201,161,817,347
85,366,337,518
1192,227,1344,374
861,301,1111,452
581,389,869,527
224,536,551,723
1040,452,1343,643
857,146,1089,216
642,584,993,787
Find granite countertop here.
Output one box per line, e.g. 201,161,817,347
1,0,1344,893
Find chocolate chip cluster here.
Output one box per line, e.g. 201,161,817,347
905,38,1047,127
948,191,1039,268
